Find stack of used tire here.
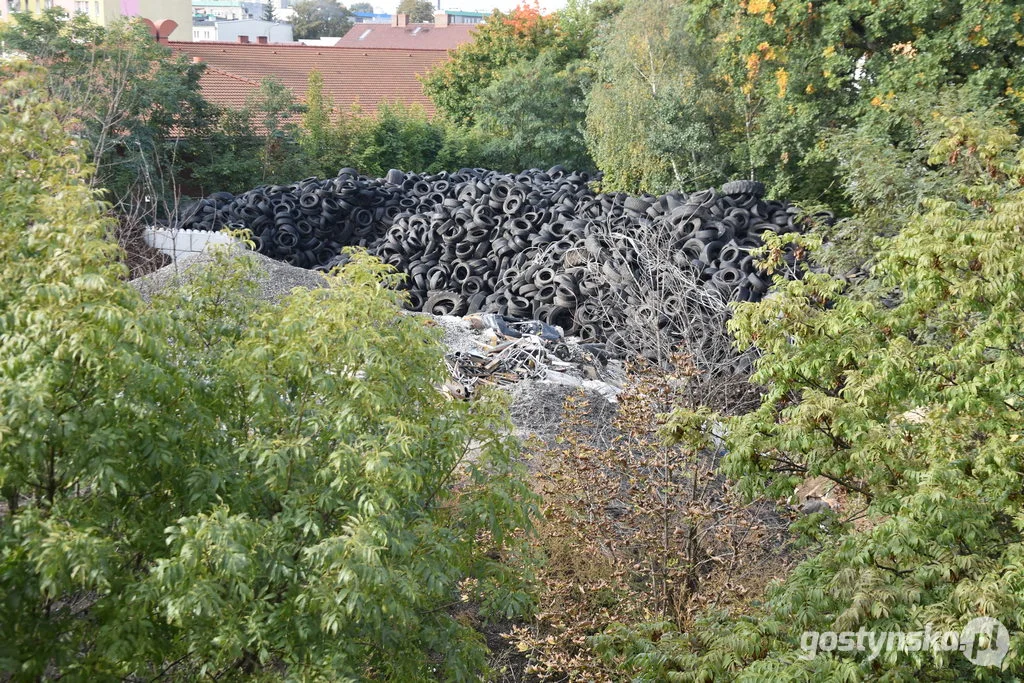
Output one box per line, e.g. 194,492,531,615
177,169,812,348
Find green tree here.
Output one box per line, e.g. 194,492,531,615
0,10,213,210
422,5,564,127
350,2,374,13
289,0,353,39
246,76,307,182
0,61,535,680
396,0,433,23
263,2,277,21
701,0,1024,202
595,112,1024,681
298,70,337,176
584,0,742,193
475,51,593,172
349,101,446,177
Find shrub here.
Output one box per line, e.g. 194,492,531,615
0,62,536,681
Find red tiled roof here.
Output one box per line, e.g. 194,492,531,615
198,65,261,111
335,23,476,51
170,42,450,116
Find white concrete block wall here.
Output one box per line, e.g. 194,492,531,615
143,228,237,259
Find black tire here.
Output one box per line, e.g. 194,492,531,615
423,291,468,316
720,180,766,198
624,196,652,214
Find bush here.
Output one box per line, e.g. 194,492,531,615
590,113,1024,681
0,62,536,680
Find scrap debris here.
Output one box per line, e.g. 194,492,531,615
433,313,624,402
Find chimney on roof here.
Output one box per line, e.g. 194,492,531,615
238,35,249,43
434,11,447,26
257,35,268,44
392,12,408,27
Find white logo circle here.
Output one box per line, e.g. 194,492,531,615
960,617,1010,667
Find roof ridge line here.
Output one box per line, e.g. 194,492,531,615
202,64,261,87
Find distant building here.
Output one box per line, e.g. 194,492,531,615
2,0,193,41
297,37,343,47
436,10,485,25
334,12,479,51
191,0,267,21
193,18,293,42
352,11,391,24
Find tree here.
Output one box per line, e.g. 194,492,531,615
583,0,744,193
246,76,307,182
475,51,593,172
396,0,433,23
263,2,277,21
349,1,374,13
289,0,353,39
594,112,1024,680
422,5,563,126
0,10,213,211
697,0,1024,202
0,61,536,679
349,101,446,177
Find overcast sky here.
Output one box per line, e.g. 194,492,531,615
379,0,568,14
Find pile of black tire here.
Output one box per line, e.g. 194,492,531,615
177,168,808,345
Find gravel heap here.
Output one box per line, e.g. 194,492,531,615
131,247,326,303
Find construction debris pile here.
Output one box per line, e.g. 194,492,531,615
433,312,624,403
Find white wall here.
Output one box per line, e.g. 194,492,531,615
144,228,237,259
208,18,294,42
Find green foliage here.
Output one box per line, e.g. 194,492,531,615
0,62,536,680
263,2,277,21
474,51,592,172
247,76,308,183
180,107,266,196
350,2,374,13
698,0,1024,202
296,79,486,178
397,0,433,23
421,6,565,127
421,3,609,172
290,0,354,39
596,114,1024,680
346,102,447,177
0,10,213,208
583,0,744,193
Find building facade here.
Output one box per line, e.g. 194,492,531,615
192,17,292,42
2,0,192,41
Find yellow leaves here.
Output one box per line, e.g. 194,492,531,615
870,95,884,107
969,23,989,46
744,42,778,93
775,68,789,98
805,83,816,95
890,42,917,58
822,45,836,58
746,0,776,24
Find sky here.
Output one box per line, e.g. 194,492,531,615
376,0,568,15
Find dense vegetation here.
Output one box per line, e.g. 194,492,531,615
5,0,1024,679
0,62,534,680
